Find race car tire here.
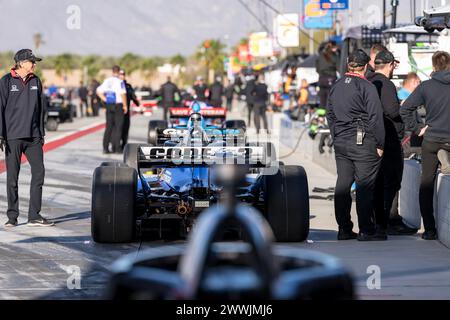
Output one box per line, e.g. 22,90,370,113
46,118,58,132
123,143,153,171
92,166,137,243
148,120,168,145
100,162,128,167
224,120,246,131
263,164,310,242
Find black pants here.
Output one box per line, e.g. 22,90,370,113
318,76,336,109
162,101,174,121
122,113,130,148
103,103,124,152
91,97,100,116
334,137,382,234
247,103,254,127
420,139,450,231
253,103,268,133
373,141,404,229
226,99,233,112
5,138,45,221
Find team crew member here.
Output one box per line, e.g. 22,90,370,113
326,49,385,241
252,75,269,134
316,40,339,109
160,77,180,121
244,75,256,127
193,76,207,102
401,51,450,240
366,44,387,78
97,65,128,154
367,50,416,236
0,49,54,227
119,69,140,148
209,76,224,107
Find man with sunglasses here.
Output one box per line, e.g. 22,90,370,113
367,50,416,238
0,49,54,228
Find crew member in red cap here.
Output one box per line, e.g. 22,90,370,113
326,49,385,241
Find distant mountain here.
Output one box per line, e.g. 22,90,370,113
0,0,280,57
0,0,418,57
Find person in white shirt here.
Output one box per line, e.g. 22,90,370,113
96,65,128,153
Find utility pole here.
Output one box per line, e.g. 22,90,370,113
383,0,386,29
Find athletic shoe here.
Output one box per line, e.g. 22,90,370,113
337,229,358,240
422,230,438,240
357,232,387,242
27,217,55,227
4,219,18,228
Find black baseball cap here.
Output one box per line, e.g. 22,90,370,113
374,50,400,65
347,49,370,67
14,49,42,63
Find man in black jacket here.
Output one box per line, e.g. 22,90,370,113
252,75,269,134
327,49,385,241
244,75,256,127
160,77,179,121
401,51,450,240
316,41,339,109
367,50,417,237
209,76,224,107
0,49,54,227
119,69,140,148
193,76,207,102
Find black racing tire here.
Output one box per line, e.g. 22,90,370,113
263,164,310,242
91,166,137,243
46,118,58,132
100,162,128,167
123,143,154,170
148,120,168,145
224,119,246,131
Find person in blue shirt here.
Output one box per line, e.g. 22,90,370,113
397,72,421,103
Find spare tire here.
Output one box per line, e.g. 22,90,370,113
148,120,168,145
91,166,137,243
263,164,310,242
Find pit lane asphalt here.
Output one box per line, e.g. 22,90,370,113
0,106,450,300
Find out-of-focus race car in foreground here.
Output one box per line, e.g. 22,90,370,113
91,110,310,244
104,165,354,300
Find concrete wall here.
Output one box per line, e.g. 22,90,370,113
273,113,450,248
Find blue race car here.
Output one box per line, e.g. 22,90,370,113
91,112,310,243
147,101,246,145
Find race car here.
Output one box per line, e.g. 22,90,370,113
131,90,159,116
91,113,310,244
147,100,246,145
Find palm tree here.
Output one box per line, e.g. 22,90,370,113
33,33,45,52
140,56,166,81
82,55,101,81
119,53,141,74
195,39,226,83
54,53,75,81
170,54,186,66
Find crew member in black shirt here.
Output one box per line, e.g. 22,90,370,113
193,76,207,102
0,49,54,227
252,75,269,134
119,69,140,148
160,77,180,121
326,49,385,241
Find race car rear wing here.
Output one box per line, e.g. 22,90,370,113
170,107,227,118
137,146,270,168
